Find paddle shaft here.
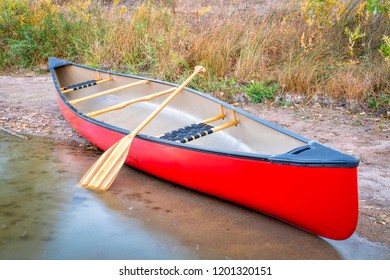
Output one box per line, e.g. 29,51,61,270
125,66,205,139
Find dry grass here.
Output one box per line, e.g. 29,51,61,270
0,0,389,114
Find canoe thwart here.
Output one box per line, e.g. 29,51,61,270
86,87,176,117
61,78,112,94
160,111,238,143
69,79,149,105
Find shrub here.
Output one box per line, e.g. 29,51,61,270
244,81,279,103
379,35,390,63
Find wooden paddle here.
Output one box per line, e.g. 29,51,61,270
79,66,206,191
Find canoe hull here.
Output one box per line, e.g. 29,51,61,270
56,94,358,240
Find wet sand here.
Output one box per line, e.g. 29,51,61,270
0,74,389,258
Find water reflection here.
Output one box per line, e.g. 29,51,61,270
0,133,196,260
0,132,389,259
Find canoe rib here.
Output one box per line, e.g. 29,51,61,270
86,87,176,117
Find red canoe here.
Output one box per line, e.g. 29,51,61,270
49,58,359,240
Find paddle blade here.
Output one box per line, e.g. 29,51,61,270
79,135,134,191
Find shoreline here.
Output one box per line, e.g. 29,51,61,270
0,74,389,247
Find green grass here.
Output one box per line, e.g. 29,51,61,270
244,81,279,104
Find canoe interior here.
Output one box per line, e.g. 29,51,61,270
53,65,306,156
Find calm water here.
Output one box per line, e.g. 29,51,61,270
0,132,389,260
